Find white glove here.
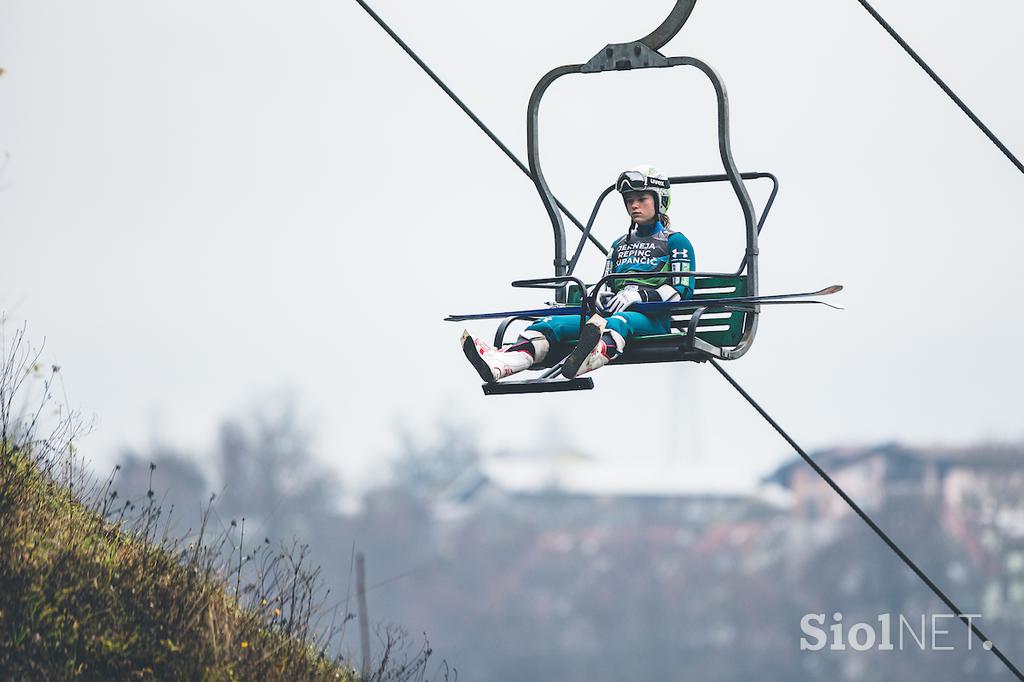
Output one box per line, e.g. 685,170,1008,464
606,288,642,314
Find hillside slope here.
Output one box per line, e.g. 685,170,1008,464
0,445,355,681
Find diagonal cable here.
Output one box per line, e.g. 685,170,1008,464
710,359,1024,680
353,0,608,255
854,0,1024,175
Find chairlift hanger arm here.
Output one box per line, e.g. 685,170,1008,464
522,0,698,275
640,0,697,51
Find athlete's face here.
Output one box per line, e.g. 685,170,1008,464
623,191,657,224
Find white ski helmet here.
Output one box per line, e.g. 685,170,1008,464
616,165,671,215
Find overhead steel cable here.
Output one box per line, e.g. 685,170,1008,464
710,359,1024,681
854,0,1024,176
353,0,609,256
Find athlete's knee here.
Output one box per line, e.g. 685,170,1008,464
605,314,633,340
514,328,550,362
524,320,555,343
527,316,579,345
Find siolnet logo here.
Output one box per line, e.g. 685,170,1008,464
799,612,989,652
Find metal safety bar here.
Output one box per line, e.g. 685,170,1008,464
584,271,745,316
567,172,779,277
511,275,591,331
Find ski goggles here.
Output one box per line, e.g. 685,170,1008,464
616,171,669,194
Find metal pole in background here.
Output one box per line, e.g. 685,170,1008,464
356,553,371,678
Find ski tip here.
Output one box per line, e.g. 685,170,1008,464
820,284,843,295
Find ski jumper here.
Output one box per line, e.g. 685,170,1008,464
525,220,695,352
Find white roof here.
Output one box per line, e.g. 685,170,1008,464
480,452,757,498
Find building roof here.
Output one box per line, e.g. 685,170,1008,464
763,441,1024,489
480,453,757,499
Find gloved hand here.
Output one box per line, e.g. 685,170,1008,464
605,287,642,314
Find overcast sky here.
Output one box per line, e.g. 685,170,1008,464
2,0,1022,494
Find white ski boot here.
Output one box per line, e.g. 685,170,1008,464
461,331,533,383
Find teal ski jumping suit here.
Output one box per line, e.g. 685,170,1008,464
526,220,695,351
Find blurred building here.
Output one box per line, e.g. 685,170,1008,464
765,442,1024,618
764,442,1024,526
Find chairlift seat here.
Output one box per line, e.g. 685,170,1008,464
493,274,750,371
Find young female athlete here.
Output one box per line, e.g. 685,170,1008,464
462,165,695,382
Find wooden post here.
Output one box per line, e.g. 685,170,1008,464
356,553,371,678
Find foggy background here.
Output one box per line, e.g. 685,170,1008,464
3,0,1024,679
4,0,1023,491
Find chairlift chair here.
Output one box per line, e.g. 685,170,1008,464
445,1,838,395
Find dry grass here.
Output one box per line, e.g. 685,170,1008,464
0,444,359,680
0,321,363,680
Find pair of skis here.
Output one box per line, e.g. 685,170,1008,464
445,285,843,322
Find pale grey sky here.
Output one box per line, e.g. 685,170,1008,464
2,0,1022,493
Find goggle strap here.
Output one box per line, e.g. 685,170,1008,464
616,172,668,192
